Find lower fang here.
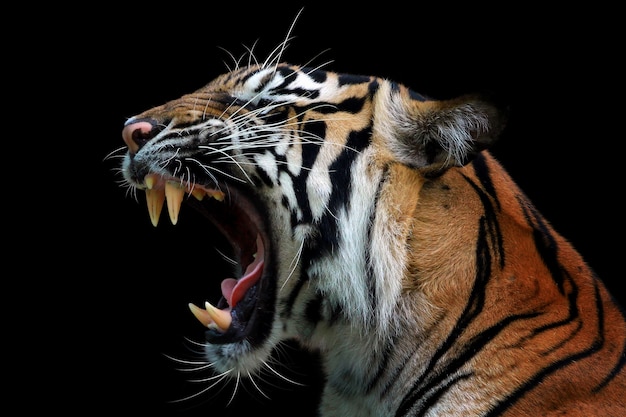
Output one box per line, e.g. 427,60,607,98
188,303,213,327
205,301,232,331
188,302,232,332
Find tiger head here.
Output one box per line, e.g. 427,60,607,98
120,60,504,372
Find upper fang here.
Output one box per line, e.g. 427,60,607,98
141,174,226,226
164,182,185,225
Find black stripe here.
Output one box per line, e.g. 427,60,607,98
289,118,325,225
336,72,371,86
471,154,500,210
517,197,583,340
591,278,626,392
283,268,311,320
396,216,494,416
364,168,387,337
519,197,567,295
413,373,472,416
300,66,329,83
486,322,606,416
463,169,505,269
379,333,408,398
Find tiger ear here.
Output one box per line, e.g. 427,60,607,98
376,87,507,174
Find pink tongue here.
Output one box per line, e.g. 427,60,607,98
220,236,265,308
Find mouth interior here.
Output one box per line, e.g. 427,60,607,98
141,175,271,344
187,186,270,343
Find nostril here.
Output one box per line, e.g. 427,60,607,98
122,118,160,154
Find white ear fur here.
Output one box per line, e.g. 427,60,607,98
373,82,506,173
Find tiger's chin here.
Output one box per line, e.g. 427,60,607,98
138,174,279,352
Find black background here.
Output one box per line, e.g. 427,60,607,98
34,2,623,415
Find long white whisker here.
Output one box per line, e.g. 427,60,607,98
161,148,181,169
281,237,304,292
217,46,236,72
215,247,237,265
302,58,335,75
265,7,304,71
102,146,127,161
201,97,214,121
168,370,233,403
226,372,241,406
189,150,253,184
246,370,271,399
241,39,261,68
186,155,249,184
262,359,306,386
261,35,296,69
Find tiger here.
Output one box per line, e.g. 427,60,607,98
116,49,626,415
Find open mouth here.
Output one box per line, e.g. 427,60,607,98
141,173,275,345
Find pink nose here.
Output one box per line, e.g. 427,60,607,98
122,119,156,154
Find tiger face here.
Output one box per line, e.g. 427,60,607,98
118,62,626,416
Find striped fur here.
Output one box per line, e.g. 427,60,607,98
118,63,626,416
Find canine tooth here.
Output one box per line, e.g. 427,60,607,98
205,301,232,331
145,188,165,227
164,182,185,225
188,303,213,327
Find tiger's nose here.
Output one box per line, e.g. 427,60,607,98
122,118,159,154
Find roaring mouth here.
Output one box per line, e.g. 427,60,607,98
140,173,274,345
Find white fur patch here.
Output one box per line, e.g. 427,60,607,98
254,151,278,183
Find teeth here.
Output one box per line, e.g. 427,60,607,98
145,173,158,190
142,173,225,226
209,190,225,201
190,188,205,201
205,301,232,330
187,302,232,332
188,302,213,327
164,182,185,225
145,188,165,227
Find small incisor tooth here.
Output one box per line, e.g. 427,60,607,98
144,173,158,190
209,190,225,201
164,182,185,225
145,188,165,227
190,188,205,201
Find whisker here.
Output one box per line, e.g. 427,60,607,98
226,372,241,406
184,157,223,187
246,370,271,399
214,247,237,265
261,35,296,69
262,358,307,387
103,146,127,161
281,237,304,292
187,154,251,184
201,97,214,121
241,39,261,68
168,370,233,403
265,7,304,71
218,46,238,72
